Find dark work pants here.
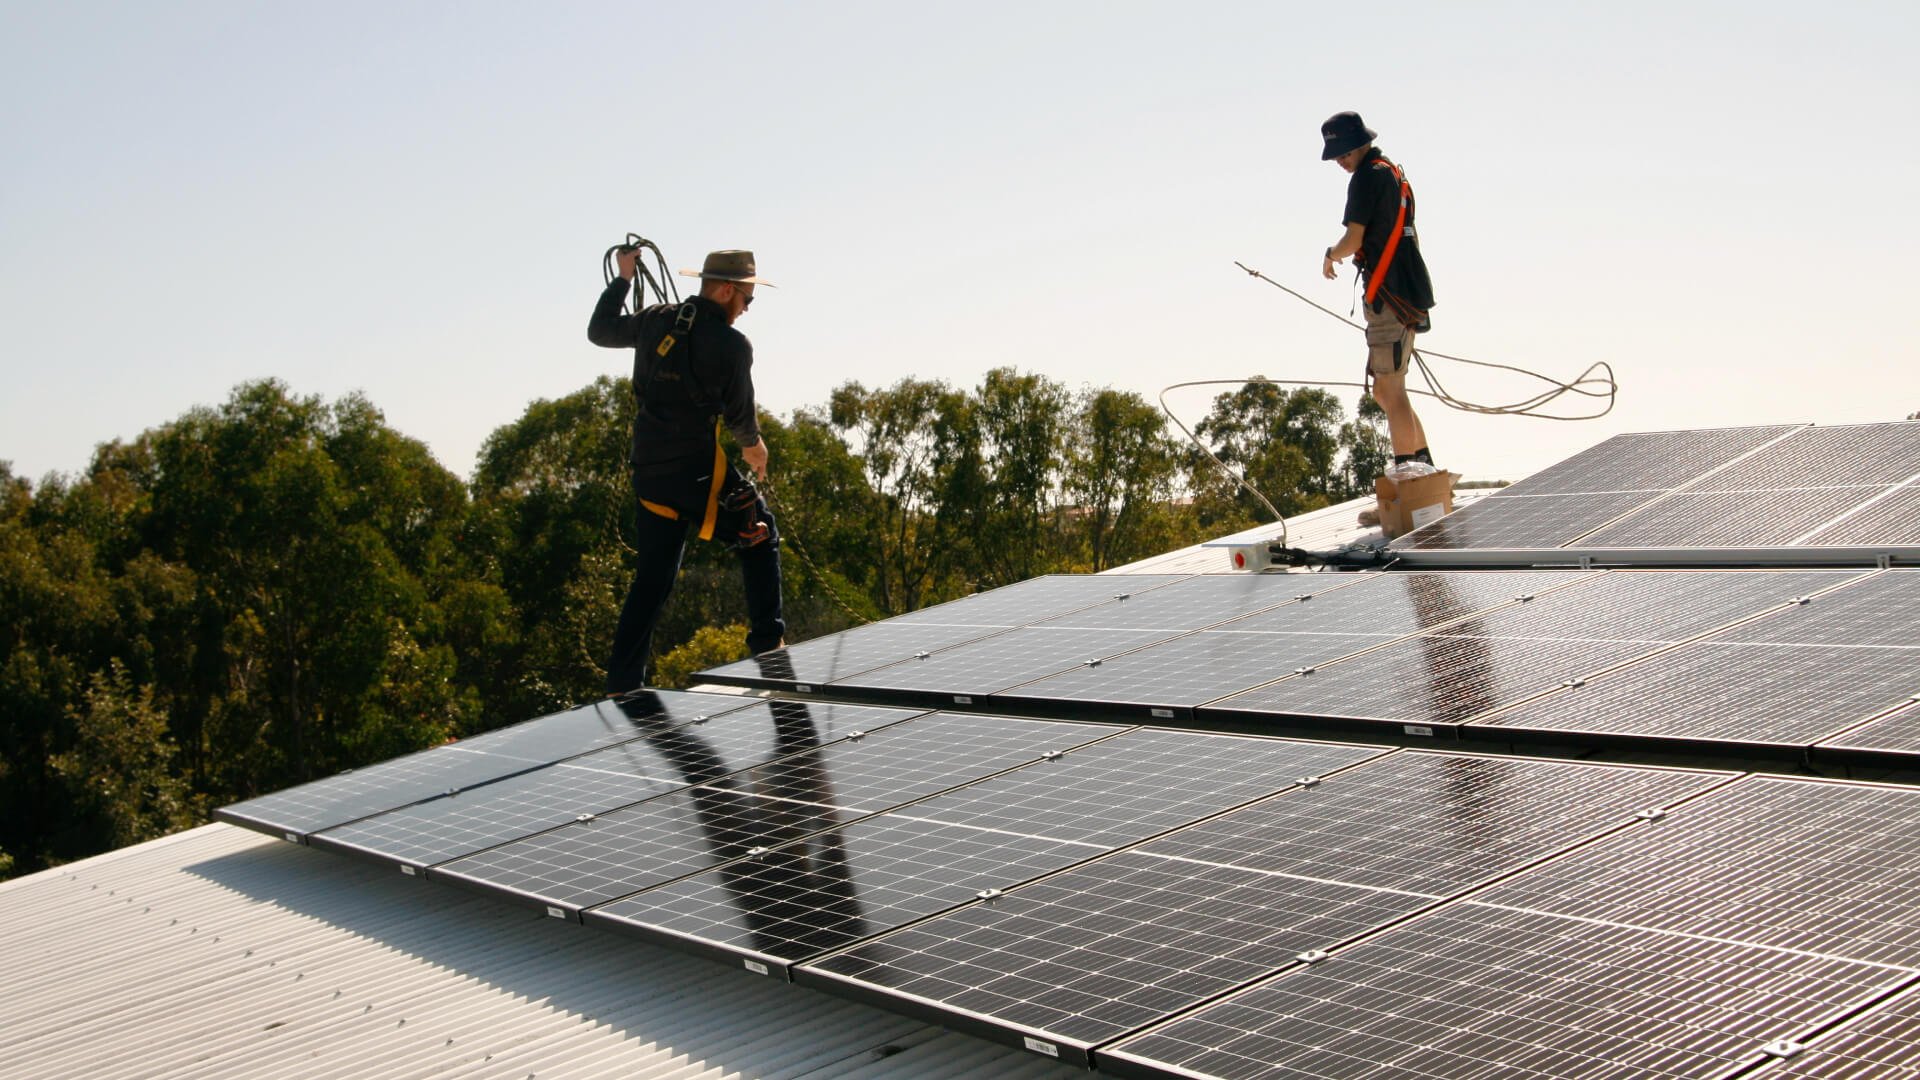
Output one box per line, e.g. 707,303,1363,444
604,482,785,694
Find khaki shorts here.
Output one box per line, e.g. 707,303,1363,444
1364,297,1418,377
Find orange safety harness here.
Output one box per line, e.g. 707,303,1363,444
1363,155,1414,308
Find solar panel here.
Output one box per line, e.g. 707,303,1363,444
1494,425,1803,499
1103,902,1904,1080
1474,775,1920,967
1203,570,1859,733
1801,483,1920,546
310,700,928,870
1214,571,1590,636
214,690,758,841
1576,423,1920,549
696,620,1013,691
886,574,1189,627
1819,701,1920,760
1472,642,1920,752
1579,487,1890,547
1390,490,1656,550
429,712,1128,917
827,626,1183,706
801,753,1729,1062
1725,570,1920,647
585,730,1387,973
1033,573,1344,632
993,631,1390,722
1761,982,1920,1079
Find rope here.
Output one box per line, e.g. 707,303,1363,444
1232,261,1618,420
756,476,871,628
604,234,679,312
1158,264,1621,554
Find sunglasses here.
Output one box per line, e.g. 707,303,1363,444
735,285,755,310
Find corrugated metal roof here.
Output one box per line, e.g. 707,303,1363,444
0,824,1085,1080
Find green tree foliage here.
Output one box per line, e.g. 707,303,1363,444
0,369,1388,880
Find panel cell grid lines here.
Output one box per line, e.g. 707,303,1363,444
1203,570,1855,730
1033,573,1354,632
215,690,758,840
586,730,1388,968
830,626,1183,703
1579,422,1920,548
1104,903,1905,1080
886,574,1189,627
428,712,1127,914
1762,983,1920,1079
1472,775,1920,968
802,753,1729,1059
310,700,927,869
1822,701,1920,759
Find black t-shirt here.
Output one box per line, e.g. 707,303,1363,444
1341,148,1435,312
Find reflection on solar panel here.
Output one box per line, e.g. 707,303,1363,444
1204,570,1858,732
586,730,1386,972
1802,483,1920,546
697,620,1010,691
1762,982,1920,1079
1391,489,1657,550
1582,487,1884,547
429,712,1127,917
1104,903,1904,1080
830,626,1181,705
802,753,1729,1062
215,690,760,841
1476,775,1920,967
311,700,927,870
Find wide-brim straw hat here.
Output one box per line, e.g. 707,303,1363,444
678,249,775,286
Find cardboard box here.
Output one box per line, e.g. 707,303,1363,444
1374,471,1458,539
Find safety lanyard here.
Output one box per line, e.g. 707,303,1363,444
1364,157,1413,306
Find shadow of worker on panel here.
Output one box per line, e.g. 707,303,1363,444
619,680,865,957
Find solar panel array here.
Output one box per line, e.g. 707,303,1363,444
216,421,1920,1078
1393,421,1920,554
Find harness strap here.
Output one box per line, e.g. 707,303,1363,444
1364,156,1413,307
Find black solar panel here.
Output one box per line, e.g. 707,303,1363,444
1474,775,1920,968
1204,570,1860,732
1472,641,1920,751
214,690,758,841
1103,903,1904,1080
1580,487,1891,547
886,574,1189,627
1687,423,1920,493
1802,484,1920,546
1723,570,1920,647
1033,573,1343,632
828,626,1182,704
802,753,1729,1061
696,620,1010,691
1494,425,1802,499
1820,701,1920,759
585,730,1387,971
1391,490,1656,550
1214,571,1589,636
310,700,927,870
1762,983,1920,1079
428,712,1126,916
995,631,1390,721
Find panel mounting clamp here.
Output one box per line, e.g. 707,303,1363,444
914,651,931,660
1083,658,1103,668
1297,776,1322,788
1294,666,1316,675
846,729,867,741
575,813,596,824
1040,749,1064,761
1789,596,1813,605
1635,808,1666,822
1296,949,1331,964
1760,1040,1804,1059
976,888,1005,901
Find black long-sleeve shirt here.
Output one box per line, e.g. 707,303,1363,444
588,280,761,468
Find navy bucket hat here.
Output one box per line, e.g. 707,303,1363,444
1320,111,1378,160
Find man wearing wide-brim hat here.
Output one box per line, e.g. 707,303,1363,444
588,247,785,694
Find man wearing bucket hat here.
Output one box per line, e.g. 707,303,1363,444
1318,111,1438,470
588,248,785,694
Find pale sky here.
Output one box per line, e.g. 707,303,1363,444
5,1,1916,489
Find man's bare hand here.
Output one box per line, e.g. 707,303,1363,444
741,439,769,480
616,248,638,280
1322,252,1340,280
